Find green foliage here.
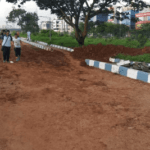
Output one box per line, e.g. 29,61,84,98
70,30,75,38
11,31,16,36
17,28,150,50
95,22,107,34
40,29,49,34
7,8,39,33
6,0,150,46
21,12,39,33
6,8,26,24
79,22,84,32
115,53,150,63
32,32,38,36
136,34,148,48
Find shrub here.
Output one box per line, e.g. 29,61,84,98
136,34,148,48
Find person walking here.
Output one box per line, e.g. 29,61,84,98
13,33,22,62
2,30,13,63
0,30,3,40
27,30,31,41
2,30,6,39
0,30,6,44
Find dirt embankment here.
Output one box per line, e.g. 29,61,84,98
69,43,150,66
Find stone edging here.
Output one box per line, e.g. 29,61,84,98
85,59,150,83
19,37,74,52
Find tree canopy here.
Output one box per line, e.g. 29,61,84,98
6,8,39,33
5,0,150,45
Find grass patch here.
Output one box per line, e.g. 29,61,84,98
114,53,150,63
18,32,150,49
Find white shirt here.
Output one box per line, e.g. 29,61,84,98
27,31,31,36
2,36,11,47
13,37,21,48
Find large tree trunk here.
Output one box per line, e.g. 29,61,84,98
75,28,86,46
75,36,85,46
74,15,89,46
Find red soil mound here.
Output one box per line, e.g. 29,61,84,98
70,43,150,66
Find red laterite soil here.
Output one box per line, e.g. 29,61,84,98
0,41,150,150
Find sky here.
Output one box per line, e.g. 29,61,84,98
0,0,150,28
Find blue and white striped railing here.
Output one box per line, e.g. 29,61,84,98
85,59,150,83
19,37,74,52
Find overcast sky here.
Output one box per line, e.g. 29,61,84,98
0,0,149,28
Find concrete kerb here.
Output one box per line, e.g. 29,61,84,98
19,37,74,52
85,59,150,83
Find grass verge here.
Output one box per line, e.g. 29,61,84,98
114,53,150,63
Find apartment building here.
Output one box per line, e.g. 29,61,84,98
135,6,150,30
40,17,75,33
1,25,6,29
40,21,51,30
90,5,145,30
52,17,75,33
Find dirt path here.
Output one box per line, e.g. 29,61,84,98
0,41,150,150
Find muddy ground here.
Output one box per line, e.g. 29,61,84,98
0,41,150,150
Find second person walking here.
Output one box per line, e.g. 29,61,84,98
13,33,22,62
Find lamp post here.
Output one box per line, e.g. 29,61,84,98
39,16,51,40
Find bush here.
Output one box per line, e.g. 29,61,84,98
137,34,148,48
70,31,75,38
33,32,38,36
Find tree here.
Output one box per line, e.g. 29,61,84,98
20,12,39,33
6,0,150,46
103,22,129,38
6,8,26,30
79,21,96,33
7,8,39,33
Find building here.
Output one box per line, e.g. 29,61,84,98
120,9,139,29
90,5,141,30
40,21,51,30
135,7,150,30
2,25,6,29
52,16,75,33
40,17,75,33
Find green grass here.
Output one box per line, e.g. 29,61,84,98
17,32,150,49
16,32,150,62
114,53,150,63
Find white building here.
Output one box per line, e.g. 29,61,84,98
51,16,75,33
40,17,75,33
40,21,51,30
1,25,6,29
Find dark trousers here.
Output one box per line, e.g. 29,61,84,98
14,48,21,57
3,46,10,61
